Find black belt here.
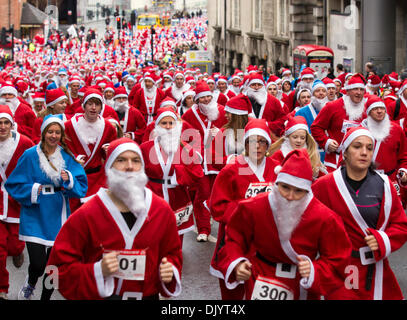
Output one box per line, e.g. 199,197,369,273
43,186,62,193
351,250,375,291
385,169,396,176
105,293,159,301
149,177,172,185
85,166,101,175
256,252,294,274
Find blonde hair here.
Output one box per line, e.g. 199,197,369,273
269,130,323,173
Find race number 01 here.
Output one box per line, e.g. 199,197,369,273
119,256,137,271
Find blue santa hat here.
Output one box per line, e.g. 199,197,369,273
41,114,65,133
311,79,327,94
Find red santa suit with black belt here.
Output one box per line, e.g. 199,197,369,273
47,187,183,300
209,155,278,299
217,150,352,300
133,85,165,125
0,129,34,294
64,114,117,210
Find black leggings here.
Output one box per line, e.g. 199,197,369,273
26,242,54,300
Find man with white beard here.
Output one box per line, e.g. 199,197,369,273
112,86,146,144
0,85,36,138
245,73,288,138
217,148,352,300
229,74,242,95
164,72,190,108
133,72,165,125
284,67,315,112
47,68,69,90
182,81,227,242
361,95,407,203
311,74,368,172
140,107,203,243
47,138,183,300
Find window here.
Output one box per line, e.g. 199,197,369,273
276,0,288,36
217,0,222,26
232,0,240,28
253,0,262,31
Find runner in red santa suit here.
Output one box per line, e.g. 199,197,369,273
181,81,227,242
312,127,407,300
133,72,165,125
112,86,146,145
360,95,407,207
0,106,34,300
207,77,228,106
31,92,46,117
387,79,407,122
245,73,288,139
0,85,36,138
217,148,352,300
64,89,117,211
164,71,190,108
311,74,368,172
217,76,236,101
47,138,183,300
140,107,203,246
209,118,279,300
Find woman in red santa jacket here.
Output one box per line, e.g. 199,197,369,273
140,107,203,245
209,118,279,300
216,149,352,300
312,126,407,300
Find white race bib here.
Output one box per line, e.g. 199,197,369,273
341,120,360,134
113,250,147,281
175,203,193,227
245,182,273,199
251,276,294,300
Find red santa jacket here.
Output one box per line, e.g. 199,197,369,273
0,132,34,223
133,87,165,124
387,97,407,121
217,192,352,300
13,102,37,138
313,169,407,300
47,188,183,300
116,107,147,145
141,139,203,235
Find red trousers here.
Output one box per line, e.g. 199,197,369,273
193,174,217,235
0,221,25,293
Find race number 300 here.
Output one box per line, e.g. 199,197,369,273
251,276,294,300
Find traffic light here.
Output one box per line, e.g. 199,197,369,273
131,11,136,26
0,28,6,45
116,16,121,29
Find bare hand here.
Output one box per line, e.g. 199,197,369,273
160,257,174,284
297,256,311,278
210,127,220,138
328,140,339,153
101,251,119,277
398,170,407,184
102,144,110,154
235,260,252,281
365,229,379,251
61,170,69,182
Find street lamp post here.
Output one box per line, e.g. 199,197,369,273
151,26,155,63
224,0,227,75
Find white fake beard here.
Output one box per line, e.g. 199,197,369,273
300,81,313,91
57,77,68,88
105,99,115,108
163,82,172,89
0,97,19,114
343,95,366,121
144,85,156,98
0,135,15,168
199,100,219,121
37,145,66,186
155,121,182,154
366,114,391,142
247,87,267,106
311,96,329,111
76,116,104,145
106,167,148,216
114,101,129,113
230,85,241,95
271,185,311,242
172,84,186,101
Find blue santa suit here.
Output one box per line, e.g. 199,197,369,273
295,103,326,162
5,144,88,246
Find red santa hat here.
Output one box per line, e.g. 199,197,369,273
367,75,382,88
182,90,196,102
399,79,407,96
105,138,144,171
344,73,366,91
113,86,128,99
159,97,177,109
144,72,160,85
224,94,252,115
281,68,292,77
32,92,45,102
206,77,216,85
16,82,29,96
284,116,309,136
194,81,213,101
217,76,228,84
174,71,185,80
300,68,315,80
83,88,103,106
247,73,265,87
69,76,81,85
365,95,386,115
244,118,271,145
246,65,258,74
0,85,18,97
78,86,87,97
46,88,67,108
322,77,336,89
274,148,313,191
155,106,179,126
104,82,116,94
389,72,399,81
339,126,375,154
0,104,14,123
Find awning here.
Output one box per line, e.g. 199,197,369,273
20,2,48,26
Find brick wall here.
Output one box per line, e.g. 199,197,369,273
0,0,25,31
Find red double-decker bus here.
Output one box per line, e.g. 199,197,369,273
293,44,334,79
